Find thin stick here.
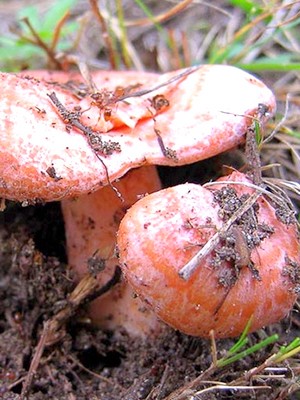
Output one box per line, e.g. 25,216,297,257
178,191,261,280
47,92,123,201
126,0,194,27
245,123,263,186
50,10,70,52
89,0,117,69
83,266,122,304
116,65,200,102
20,321,51,399
21,17,62,69
65,54,98,93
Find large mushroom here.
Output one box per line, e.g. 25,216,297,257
0,65,276,336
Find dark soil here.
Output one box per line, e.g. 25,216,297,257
1,156,299,400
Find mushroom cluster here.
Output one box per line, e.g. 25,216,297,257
1,64,294,338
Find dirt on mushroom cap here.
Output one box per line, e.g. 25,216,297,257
0,65,276,202
117,171,300,338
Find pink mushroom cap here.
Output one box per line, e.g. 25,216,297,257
0,65,276,202
117,171,300,338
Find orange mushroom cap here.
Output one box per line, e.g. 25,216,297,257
117,171,300,338
0,65,276,202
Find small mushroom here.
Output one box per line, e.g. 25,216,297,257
0,65,276,336
117,171,300,338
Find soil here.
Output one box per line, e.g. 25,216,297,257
1,156,300,400
0,160,211,400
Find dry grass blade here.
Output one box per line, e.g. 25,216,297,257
192,384,271,397
89,0,118,69
50,10,70,52
126,0,194,27
99,7,144,70
20,17,62,69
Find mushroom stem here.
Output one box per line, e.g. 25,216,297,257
61,165,164,337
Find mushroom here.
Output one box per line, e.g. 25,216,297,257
117,171,300,338
0,65,276,336
61,166,163,336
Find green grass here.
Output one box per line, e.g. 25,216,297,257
131,0,300,72
0,0,78,71
165,321,300,399
1,0,299,73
